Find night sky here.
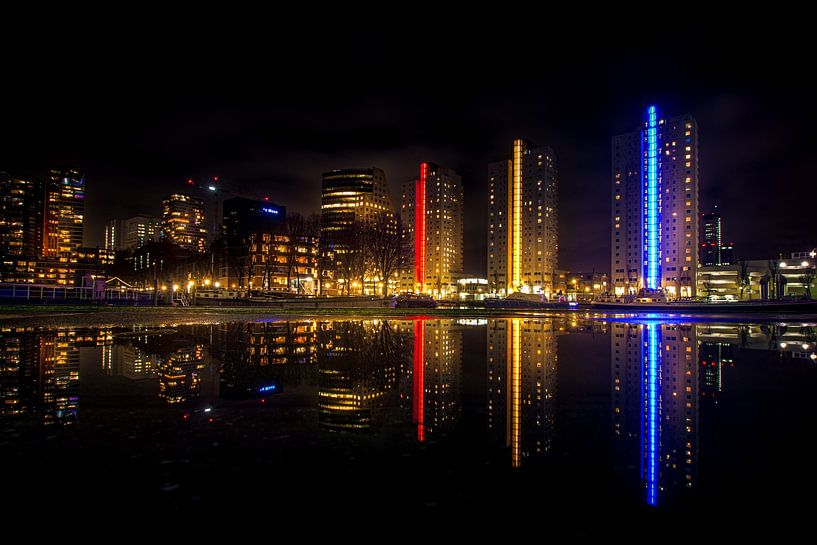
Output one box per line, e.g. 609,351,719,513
2,22,814,274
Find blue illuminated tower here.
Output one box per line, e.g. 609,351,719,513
642,106,662,290
612,106,699,298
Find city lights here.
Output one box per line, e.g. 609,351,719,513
413,319,425,442
415,162,427,292
644,323,660,506
511,140,523,292
643,105,661,291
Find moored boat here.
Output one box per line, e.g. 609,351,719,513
484,292,571,309
590,299,817,314
395,293,438,308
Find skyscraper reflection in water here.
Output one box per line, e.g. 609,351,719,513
487,318,557,468
399,319,463,442
215,321,318,400
0,327,79,425
611,322,698,506
156,343,206,404
317,321,402,432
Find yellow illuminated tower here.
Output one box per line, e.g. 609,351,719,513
487,140,558,296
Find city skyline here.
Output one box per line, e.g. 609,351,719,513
2,27,814,275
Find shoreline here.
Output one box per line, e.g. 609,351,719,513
2,304,816,328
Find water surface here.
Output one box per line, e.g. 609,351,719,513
2,315,815,536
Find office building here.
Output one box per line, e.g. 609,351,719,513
161,193,207,253
701,211,734,266
456,277,489,301
123,215,160,250
106,215,159,253
698,250,816,300
487,140,558,296
320,168,396,294
400,162,463,297
553,270,610,301
317,321,398,431
219,197,318,292
104,219,124,253
611,105,699,298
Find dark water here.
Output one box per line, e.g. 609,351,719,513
2,316,816,536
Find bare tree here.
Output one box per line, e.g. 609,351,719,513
284,213,306,293
738,259,750,301
366,215,411,296
767,259,781,300
217,232,251,289
800,267,816,300
701,277,714,299
334,221,369,295
304,213,322,294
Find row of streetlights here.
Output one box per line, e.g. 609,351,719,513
157,279,222,292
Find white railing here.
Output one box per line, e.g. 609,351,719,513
0,283,151,302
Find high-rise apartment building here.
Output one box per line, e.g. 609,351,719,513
0,173,42,257
0,173,42,282
400,162,463,297
161,193,207,253
320,168,396,294
487,140,558,296
43,168,85,259
1,168,85,285
611,105,699,298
